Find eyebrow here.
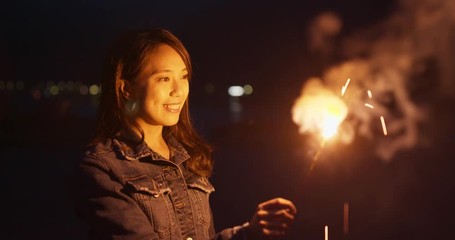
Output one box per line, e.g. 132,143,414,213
150,68,187,76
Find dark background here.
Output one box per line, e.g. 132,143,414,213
1,0,454,239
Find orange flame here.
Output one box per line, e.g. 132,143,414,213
292,78,348,141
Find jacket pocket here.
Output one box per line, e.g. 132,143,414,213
125,175,174,238
186,176,215,228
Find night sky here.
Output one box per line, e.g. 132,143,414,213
1,1,454,240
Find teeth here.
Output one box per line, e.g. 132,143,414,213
164,104,179,110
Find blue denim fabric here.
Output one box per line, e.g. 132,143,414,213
71,132,248,240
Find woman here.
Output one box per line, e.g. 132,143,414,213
71,28,297,240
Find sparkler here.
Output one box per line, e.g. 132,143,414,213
292,77,391,191
292,78,391,239
292,78,348,181
293,77,391,179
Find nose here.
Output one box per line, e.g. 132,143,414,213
170,78,184,97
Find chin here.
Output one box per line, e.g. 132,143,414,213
164,119,179,126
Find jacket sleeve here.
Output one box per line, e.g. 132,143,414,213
71,156,154,240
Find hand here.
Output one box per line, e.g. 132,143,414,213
246,197,297,239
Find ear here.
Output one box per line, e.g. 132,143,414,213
118,79,131,99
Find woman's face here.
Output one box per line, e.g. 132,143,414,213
132,44,189,127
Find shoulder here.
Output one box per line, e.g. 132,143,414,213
76,137,160,183
84,138,115,158
79,138,117,171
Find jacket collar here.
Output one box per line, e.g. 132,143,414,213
112,130,190,165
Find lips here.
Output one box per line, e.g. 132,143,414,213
163,103,181,113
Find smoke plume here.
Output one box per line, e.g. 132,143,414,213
294,0,455,161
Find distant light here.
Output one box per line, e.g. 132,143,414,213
31,89,42,100
228,86,244,97
89,84,100,95
66,81,75,91
46,81,54,88
16,81,24,90
58,81,66,91
43,88,50,98
243,84,253,95
6,81,14,90
0,81,4,90
50,85,59,95
80,85,89,95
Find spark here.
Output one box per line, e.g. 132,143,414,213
364,103,374,109
341,78,351,96
367,90,372,98
380,116,388,136
343,202,349,235
325,225,329,240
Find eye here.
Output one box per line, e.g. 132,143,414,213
158,76,170,82
181,74,189,80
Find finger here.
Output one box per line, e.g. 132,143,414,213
258,218,294,231
259,220,290,230
256,218,294,233
258,198,297,214
262,227,287,237
257,209,296,222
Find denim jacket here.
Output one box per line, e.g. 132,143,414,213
71,132,248,240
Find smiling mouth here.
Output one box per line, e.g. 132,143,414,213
164,103,180,113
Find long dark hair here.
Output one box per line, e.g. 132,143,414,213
94,28,213,177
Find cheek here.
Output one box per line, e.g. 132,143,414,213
183,82,190,98
137,87,164,111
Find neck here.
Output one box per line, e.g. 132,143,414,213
135,119,170,159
